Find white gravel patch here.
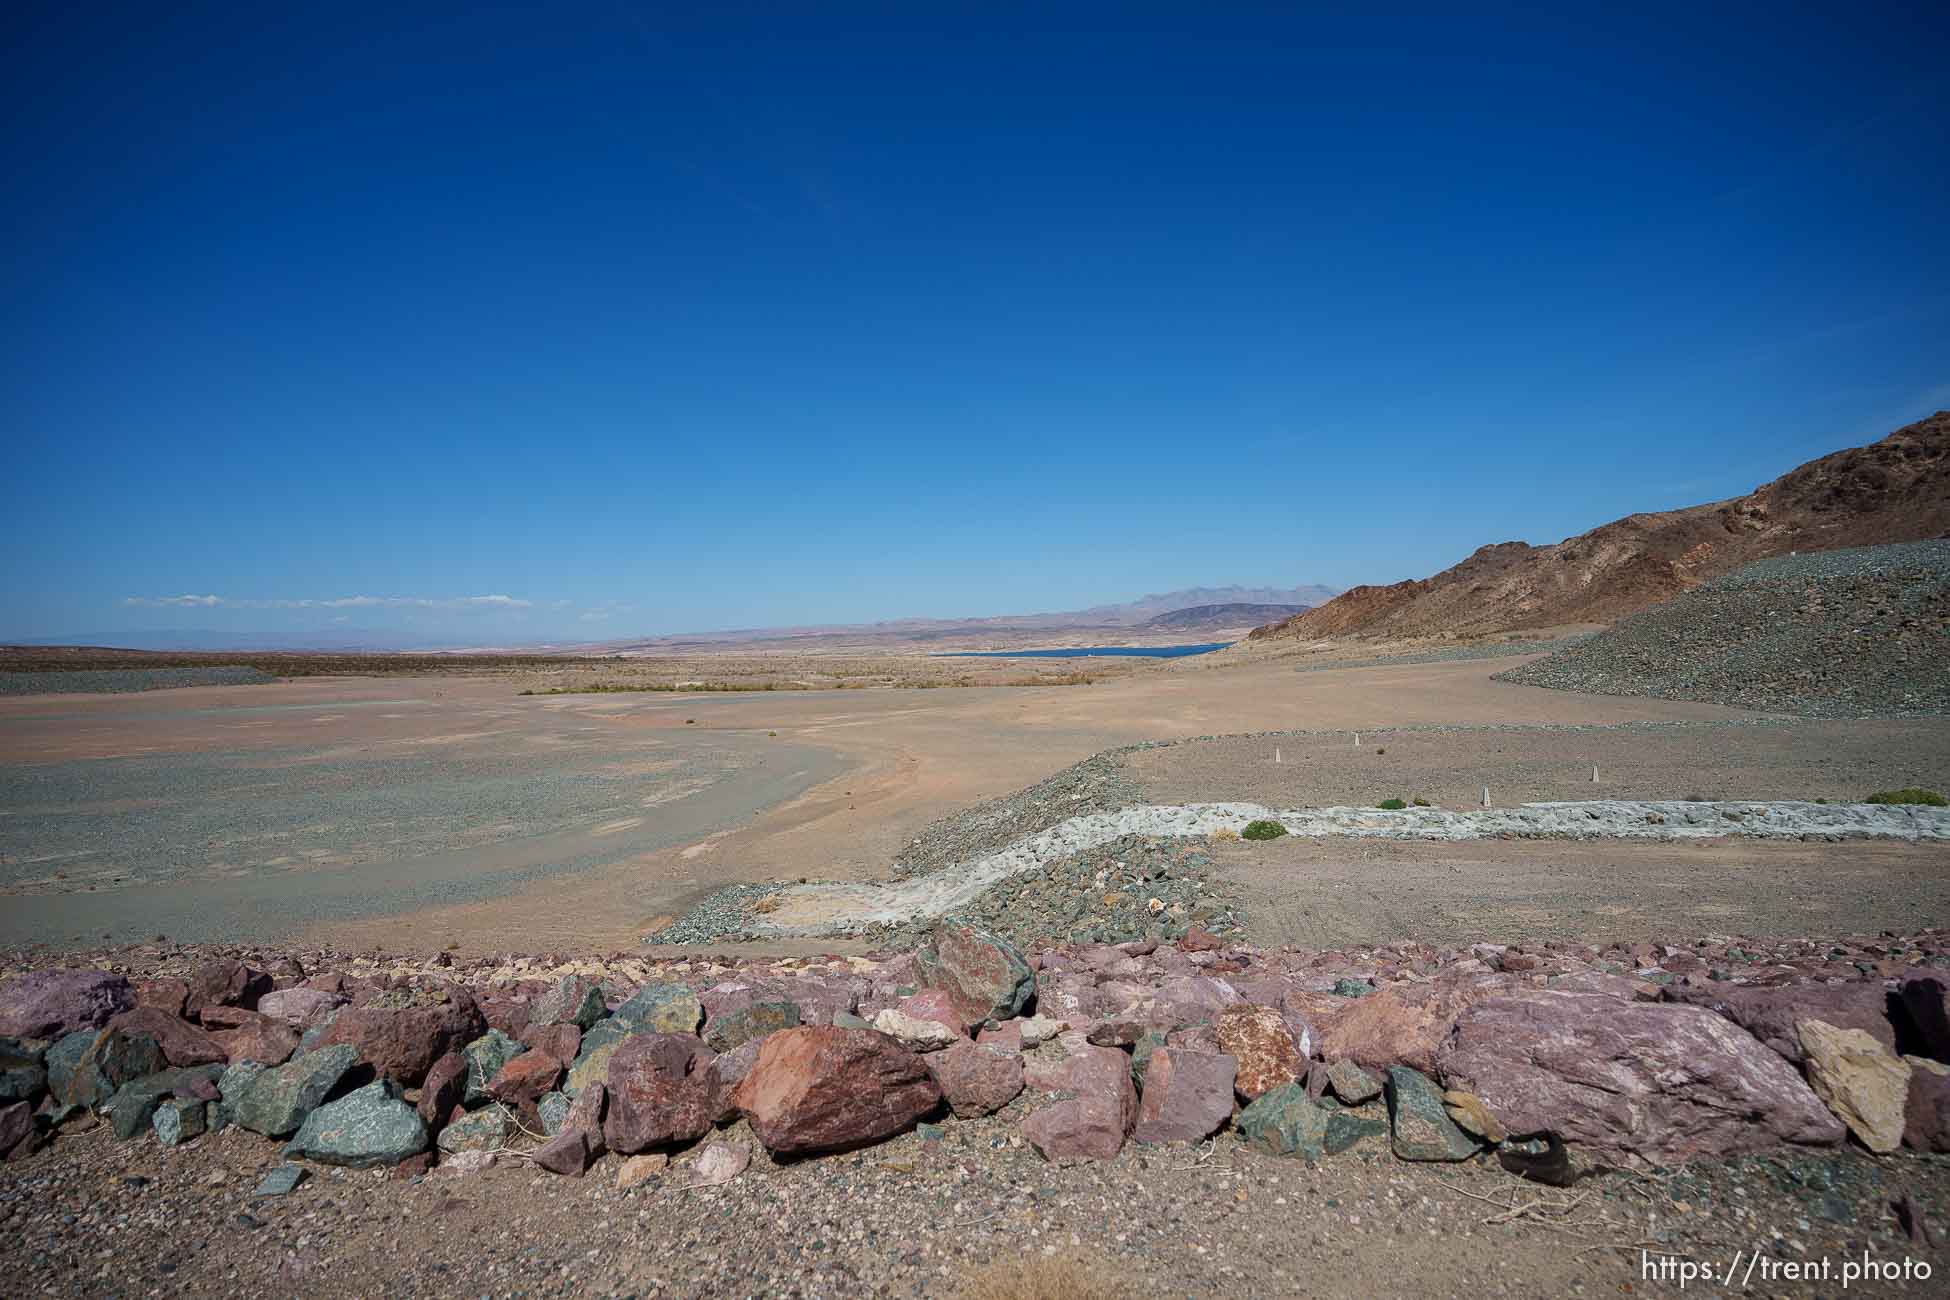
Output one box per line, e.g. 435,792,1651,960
754,799,1950,935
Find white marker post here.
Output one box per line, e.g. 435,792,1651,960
1353,732,1360,746
1592,765,1600,783
1481,786,1491,808
1275,747,1282,764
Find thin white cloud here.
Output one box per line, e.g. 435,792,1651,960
123,593,535,611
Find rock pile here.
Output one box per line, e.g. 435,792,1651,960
4,927,1949,1186
1497,540,1950,717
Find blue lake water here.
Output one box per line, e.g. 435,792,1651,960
935,642,1233,660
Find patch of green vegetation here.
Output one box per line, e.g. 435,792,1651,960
1376,798,1407,811
1865,788,1947,807
1241,819,1288,841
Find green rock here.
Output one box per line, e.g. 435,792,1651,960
538,1090,572,1135
1325,1059,1381,1104
564,1020,635,1097
205,1100,226,1134
703,1001,800,1052
529,976,609,1030
461,1030,524,1106
284,1080,429,1168
1236,1083,1329,1159
296,1008,341,1055
106,1065,222,1140
153,1097,207,1147
1386,1066,1480,1162
436,1105,511,1154
233,1044,362,1137
0,1044,47,1102
1324,1111,1388,1155
1331,979,1373,999
831,1012,873,1031
216,1060,266,1124
43,1030,95,1102
610,983,702,1035
253,1163,307,1197
63,1027,167,1109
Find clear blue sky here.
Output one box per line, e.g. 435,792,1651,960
5,2,1946,646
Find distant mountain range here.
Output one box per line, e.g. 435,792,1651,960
1252,411,1949,641
1143,602,1313,630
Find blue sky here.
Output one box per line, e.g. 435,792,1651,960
5,2,1946,646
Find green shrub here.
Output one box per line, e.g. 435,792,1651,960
1241,819,1288,841
1411,797,1431,807
1377,798,1407,811
1865,788,1947,807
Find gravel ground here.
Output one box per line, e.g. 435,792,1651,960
889,750,1147,882
1284,635,1594,674
0,667,276,696
1497,541,1950,717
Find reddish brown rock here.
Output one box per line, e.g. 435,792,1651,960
975,1021,1024,1053
1903,1059,1950,1152
209,1011,299,1067
134,978,191,1018
481,996,533,1039
187,961,272,1020
533,1082,608,1176
418,1052,468,1128
733,1026,940,1155
1132,1047,1236,1144
1311,976,1523,1074
321,984,488,1086
521,1022,582,1065
1664,979,1896,1063
1179,926,1224,953
603,1034,718,1153
1435,991,1846,1163
898,989,967,1037
0,969,134,1040
0,1101,33,1160
1216,1004,1303,1099
926,1041,1024,1119
105,1007,228,1067
487,1050,562,1108
391,1151,437,1179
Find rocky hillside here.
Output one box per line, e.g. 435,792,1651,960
1253,411,1950,640
1144,602,1310,630
1496,540,1950,717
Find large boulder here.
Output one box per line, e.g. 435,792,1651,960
0,970,133,1040
255,988,347,1029
1665,980,1896,1063
1797,1020,1910,1153
926,1041,1024,1119
105,1064,223,1140
1435,992,1845,1163
704,1001,801,1053
1132,1048,1236,1145
284,1081,428,1168
733,1026,939,1155
916,925,1035,1028
60,1026,168,1108
528,976,608,1031
486,1050,563,1110
602,1034,718,1153
1386,1066,1480,1162
232,1043,364,1137
322,984,486,1086
1216,1004,1303,1099
418,1052,468,1127
0,1040,48,1103
1904,1058,1950,1152
1236,1082,1330,1159
205,1010,299,1067
462,1029,526,1106
104,1007,228,1067
533,1082,608,1176
1019,1037,1137,1164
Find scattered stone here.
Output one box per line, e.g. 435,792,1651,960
1325,1110,1389,1155
521,1021,582,1065
215,1060,266,1125
63,1026,168,1109
532,1081,607,1176
486,1049,562,1109
1798,1019,1911,1153
615,1152,668,1189
1904,1058,1950,1152
1236,1082,1329,1159
1442,1090,1508,1143
461,1029,525,1106
1386,1067,1480,1162
1132,1047,1236,1145
528,976,608,1030
690,1140,749,1184
43,1029,97,1103
0,1042,47,1102
0,1100,34,1159
106,1007,227,1067
734,1026,940,1155
252,1163,307,1197
602,1034,717,1153
107,1065,222,1139
256,988,347,1028
539,1090,573,1135
207,1011,300,1067
1216,1004,1303,1099
437,1150,497,1177
187,960,272,1018
0,969,135,1039
418,1051,468,1126
284,1080,430,1168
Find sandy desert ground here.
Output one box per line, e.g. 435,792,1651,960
3,649,1944,955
